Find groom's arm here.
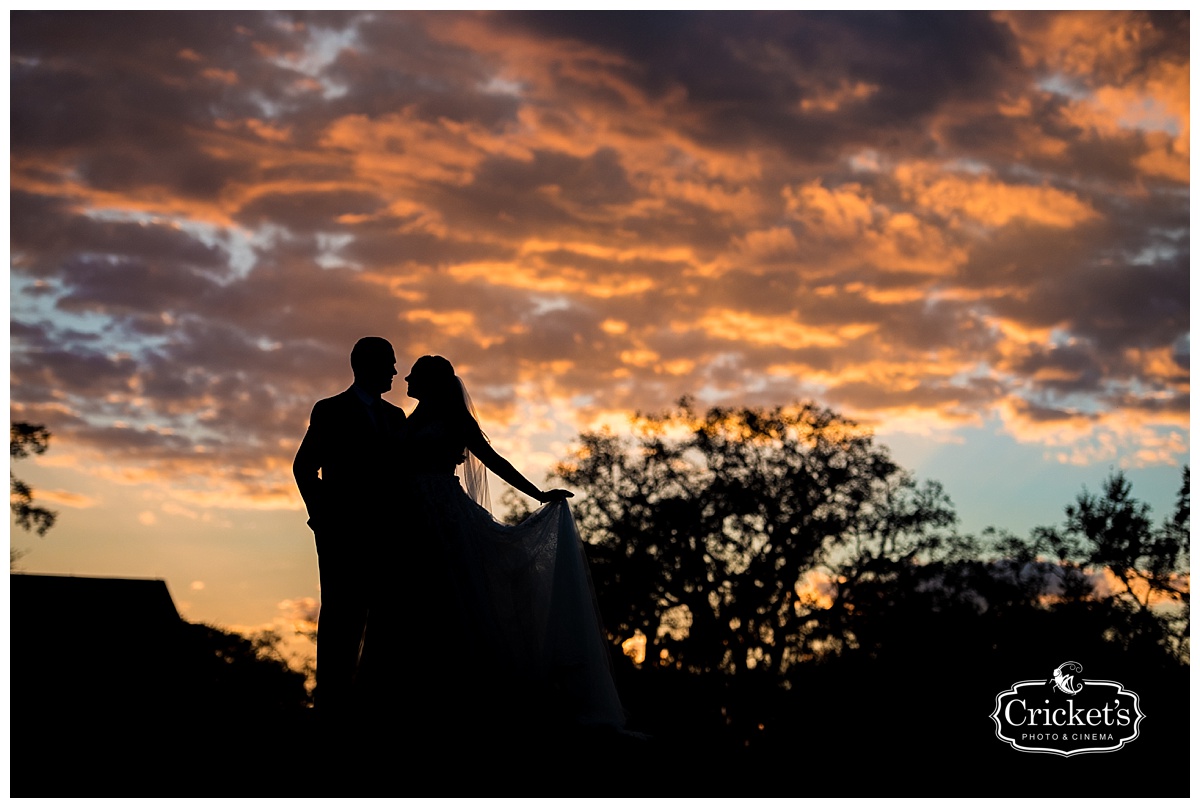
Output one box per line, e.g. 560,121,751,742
293,401,329,530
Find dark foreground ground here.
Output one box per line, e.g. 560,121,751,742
13,658,1190,798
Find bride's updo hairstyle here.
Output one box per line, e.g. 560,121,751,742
410,354,455,388
409,354,492,509
409,355,472,422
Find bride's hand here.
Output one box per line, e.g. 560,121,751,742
538,488,574,502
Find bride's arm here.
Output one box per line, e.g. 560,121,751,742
465,427,573,502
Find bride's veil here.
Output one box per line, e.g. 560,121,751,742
457,376,492,513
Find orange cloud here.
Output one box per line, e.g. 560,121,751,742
997,397,1187,468
9,10,1189,540
200,67,238,85
244,119,293,143
1122,346,1189,389
998,11,1155,78
31,489,99,509
799,79,879,113
733,227,800,259
1093,567,1189,607
795,570,837,610
447,260,656,298
784,179,968,275
321,111,526,188
998,11,1188,184
784,180,876,238
695,310,875,349
895,163,1099,229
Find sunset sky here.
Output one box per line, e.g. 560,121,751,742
9,11,1190,655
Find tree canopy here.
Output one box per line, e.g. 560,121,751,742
548,399,959,676
10,421,57,538
540,399,1189,679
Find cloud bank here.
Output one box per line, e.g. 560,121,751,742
11,11,1189,512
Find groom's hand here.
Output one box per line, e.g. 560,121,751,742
538,488,574,502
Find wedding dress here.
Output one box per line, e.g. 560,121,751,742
358,413,626,733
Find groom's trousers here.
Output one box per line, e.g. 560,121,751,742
314,529,371,723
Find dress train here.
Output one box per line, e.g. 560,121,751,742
358,474,625,732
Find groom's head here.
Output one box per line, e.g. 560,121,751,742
350,337,397,395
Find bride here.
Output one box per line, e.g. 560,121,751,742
358,355,626,739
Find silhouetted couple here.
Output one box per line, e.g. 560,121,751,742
293,337,624,760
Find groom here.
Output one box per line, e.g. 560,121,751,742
293,336,406,724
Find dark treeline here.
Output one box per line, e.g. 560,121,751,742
511,399,1190,796
11,404,1190,796
543,400,1189,674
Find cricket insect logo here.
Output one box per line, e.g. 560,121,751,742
1048,661,1083,695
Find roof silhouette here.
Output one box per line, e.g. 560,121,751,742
11,572,182,635
10,573,190,719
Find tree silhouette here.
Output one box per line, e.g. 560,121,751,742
505,401,1190,791
10,421,57,538
548,399,959,676
541,400,1190,678
1035,468,1190,661
183,622,311,712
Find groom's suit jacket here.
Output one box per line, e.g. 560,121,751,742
294,387,405,716
293,387,407,547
